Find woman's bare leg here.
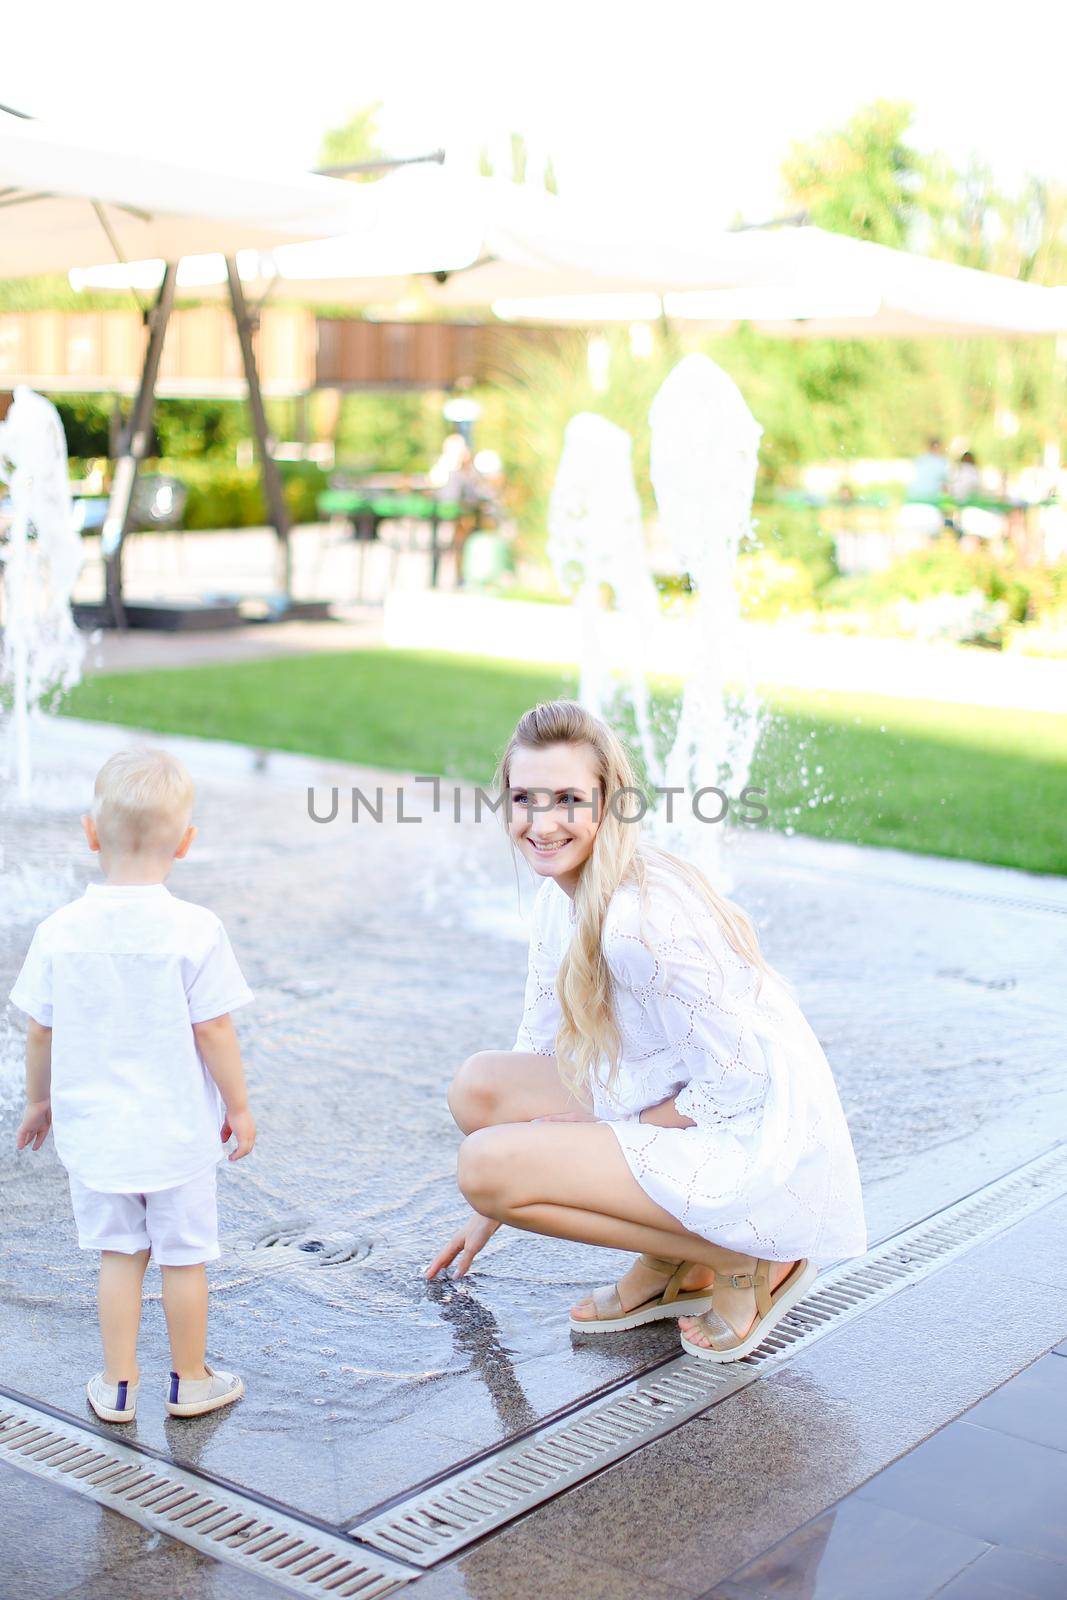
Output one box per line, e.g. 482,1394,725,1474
448,1050,579,1134
450,1084,717,1314
457,1121,796,1332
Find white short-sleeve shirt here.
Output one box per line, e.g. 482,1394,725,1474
9,882,254,1193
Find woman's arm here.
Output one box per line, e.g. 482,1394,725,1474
513,881,563,1056
606,885,771,1132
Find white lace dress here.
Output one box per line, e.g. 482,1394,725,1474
512,870,867,1267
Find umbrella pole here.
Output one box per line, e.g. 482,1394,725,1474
225,258,292,597
101,260,177,629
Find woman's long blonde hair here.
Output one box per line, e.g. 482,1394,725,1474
496,699,780,1104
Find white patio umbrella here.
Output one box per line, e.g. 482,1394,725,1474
0,113,377,277
90,164,1065,341
0,110,382,621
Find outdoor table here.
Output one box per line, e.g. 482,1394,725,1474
763,488,1057,567
317,482,466,597
911,493,1056,563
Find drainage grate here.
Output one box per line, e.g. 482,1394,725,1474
350,1140,1067,1566
0,1396,411,1597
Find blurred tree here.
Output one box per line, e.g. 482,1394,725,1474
153,399,247,459
53,394,112,458
777,100,1066,474
478,131,559,191
333,389,444,474
781,99,925,246
318,103,385,173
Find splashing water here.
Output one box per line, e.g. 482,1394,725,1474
0,387,85,801
547,357,764,884
646,354,763,878
546,412,660,767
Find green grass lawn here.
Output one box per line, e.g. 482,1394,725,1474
56,649,1067,875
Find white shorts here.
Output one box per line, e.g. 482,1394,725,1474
67,1166,220,1266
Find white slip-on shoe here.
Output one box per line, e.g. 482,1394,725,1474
165,1363,245,1418
87,1373,139,1423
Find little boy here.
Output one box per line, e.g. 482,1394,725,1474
10,745,256,1424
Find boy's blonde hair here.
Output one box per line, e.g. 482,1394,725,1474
91,746,195,856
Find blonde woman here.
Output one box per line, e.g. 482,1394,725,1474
426,701,866,1360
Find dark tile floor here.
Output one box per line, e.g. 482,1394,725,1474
705,1345,1067,1600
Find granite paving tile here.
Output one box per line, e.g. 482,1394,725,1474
856,1421,1067,1565
409,1531,693,1600
935,1544,1067,1599
403,1205,1067,1597
0,1456,279,1600
706,1497,988,1600
963,1353,1067,1456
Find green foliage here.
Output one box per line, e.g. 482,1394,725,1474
56,395,252,464
737,553,819,619
334,390,445,473
822,536,1067,626
477,131,559,191
0,275,132,312
150,458,327,529
781,99,926,246
317,103,384,172
777,99,1067,475
54,394,113,457
153,400,248,460
473,325,689,555
470,94,1067,547
747,504,839,591
824,537,983,608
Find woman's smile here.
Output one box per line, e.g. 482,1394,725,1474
507,741,604,894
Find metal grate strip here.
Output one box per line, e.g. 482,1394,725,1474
0,1397,412,1598
351,1140,1067,1566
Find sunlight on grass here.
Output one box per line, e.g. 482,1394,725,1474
58,649,1067,874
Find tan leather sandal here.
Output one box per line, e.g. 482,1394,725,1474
569,1252,715,1334
679,1258,818,1362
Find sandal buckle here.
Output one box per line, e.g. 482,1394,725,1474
725,1273,755,1290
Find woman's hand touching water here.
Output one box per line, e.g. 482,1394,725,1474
425,1107,598,1280
425,1209,502,1280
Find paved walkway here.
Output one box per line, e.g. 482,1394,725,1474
1,717,1065,1596
708,1340,1067,1599
78,604,384,676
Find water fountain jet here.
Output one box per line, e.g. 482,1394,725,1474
547,357,764,884
0,387,85,802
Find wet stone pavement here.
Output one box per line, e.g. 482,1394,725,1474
706,1344,1067,1600
1,715,1066,1594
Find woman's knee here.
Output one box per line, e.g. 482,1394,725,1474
448,1052,506,1134
457,1126,516,1216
